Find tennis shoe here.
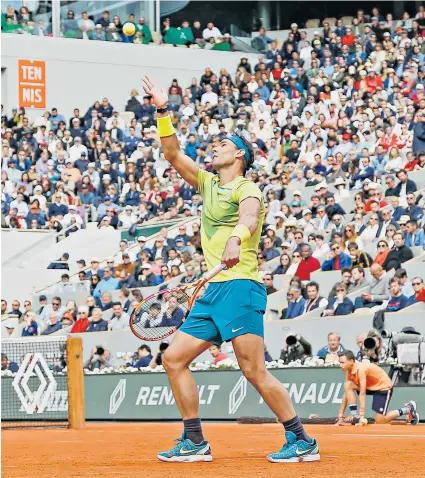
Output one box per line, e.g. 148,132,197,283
267,431,320,463
158,432,212,462
406,400,420,425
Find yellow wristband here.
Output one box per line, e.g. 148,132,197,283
231,224,251,244
157,115,175,138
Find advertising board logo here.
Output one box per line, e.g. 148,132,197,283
12,353,57,414
228,376,247,414
109,379,126,414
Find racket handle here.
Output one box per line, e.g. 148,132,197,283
203,263,227,281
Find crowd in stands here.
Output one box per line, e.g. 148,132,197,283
1,4,234,50
2,5,425,366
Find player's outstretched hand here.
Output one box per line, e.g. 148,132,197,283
222,237,241,269
142,76,168,108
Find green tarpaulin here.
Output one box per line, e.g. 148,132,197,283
212,43,231,52
164,27,194,45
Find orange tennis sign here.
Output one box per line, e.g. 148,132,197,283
18,59,46,109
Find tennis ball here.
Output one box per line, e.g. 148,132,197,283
123,22,136,36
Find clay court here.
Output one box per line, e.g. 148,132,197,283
2,423,424,478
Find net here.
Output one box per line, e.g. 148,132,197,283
130,288,189,341
1,336,69,428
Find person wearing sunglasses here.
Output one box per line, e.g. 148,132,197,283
409,277,425,304
322,282,354,316
284,286,306,320
405,219,425,247
372,240,391,266
321,242,352,271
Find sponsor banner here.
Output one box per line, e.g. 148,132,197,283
3,367,424,421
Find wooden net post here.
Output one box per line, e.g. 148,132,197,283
66,336,85,429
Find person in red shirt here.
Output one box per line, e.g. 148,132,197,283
365,70,383,94
341,26,355,47
295,244,321,281
364,187,387,212
209,344,229,365
71,305,90,333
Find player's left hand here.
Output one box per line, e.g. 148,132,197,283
222,237,241,269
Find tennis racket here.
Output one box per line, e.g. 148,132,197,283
129,263,226,341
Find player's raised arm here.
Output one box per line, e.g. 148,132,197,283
142,76,199,190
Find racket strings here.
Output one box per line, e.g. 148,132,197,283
131,290,190,341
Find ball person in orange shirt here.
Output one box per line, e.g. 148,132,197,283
336,350,419,425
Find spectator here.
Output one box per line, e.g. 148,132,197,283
381,278,409,312
372,240,391,267
347,242,372,269
1,353,19,373
295,244,320,280
93,267,120,298
272,253,292,275
405,220,425,247
71,305,90,333
262,236,280,261
160,296,184,327
38,297,65,325
283,286,306,319
321,242,352,271
382,233,413,271
410,277,425,303
8,300,22,319
109,302,130,331
263,272,277,295
317,332,345,363
86,308,108,332
209,344,230,365
21,311,38,337
303,281,328,313
394,269,414,298
354,263,391,309
322,283,354,316
351,266,369,292
125,344,153,369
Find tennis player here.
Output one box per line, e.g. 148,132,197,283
337,350,419,425
142,77,320,464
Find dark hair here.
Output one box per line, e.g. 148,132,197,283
150,302,161,311
341,268,351,275
139,344,151,354
352,265,365,275
112,302,122,308
348,242,359,250
121,287,130,298
338,350,355,360
52,296,61,304
306,281,319,292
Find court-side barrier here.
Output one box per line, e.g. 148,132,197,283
2,367,424,421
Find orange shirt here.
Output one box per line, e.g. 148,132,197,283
347,362,393,391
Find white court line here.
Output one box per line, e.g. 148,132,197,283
336,434,424,438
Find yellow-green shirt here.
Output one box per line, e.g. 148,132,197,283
197,169,264,283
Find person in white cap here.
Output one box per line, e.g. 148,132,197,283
68,136,88,162
62,204,83,228
30,184,47,211
119,205,137,228
297,209,316,232
334,177,350,203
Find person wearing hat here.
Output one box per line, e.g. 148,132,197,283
334,178,350,202
144,76,320,462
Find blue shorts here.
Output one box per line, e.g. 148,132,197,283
179,279,267,344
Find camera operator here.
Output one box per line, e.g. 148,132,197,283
84,345,112,371
280,333,312,364
362,330,386,363
149,341,170,369
124,344,153,369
